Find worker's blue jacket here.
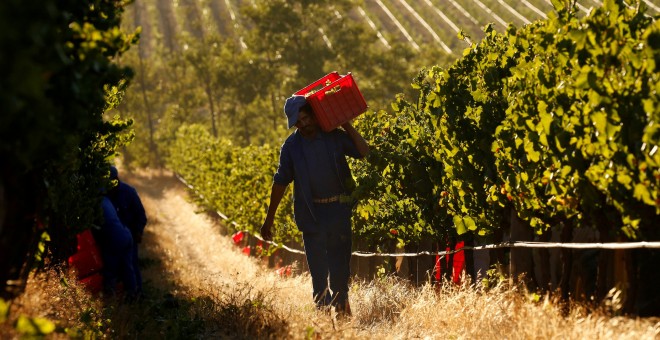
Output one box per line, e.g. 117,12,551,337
273,129,363,232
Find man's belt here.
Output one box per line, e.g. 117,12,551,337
313,195,341,204
313,194,353,204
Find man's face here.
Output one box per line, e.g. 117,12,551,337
295,110,318,136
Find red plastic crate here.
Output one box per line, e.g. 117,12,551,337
75,229,98,252
79,272,104,295
67,229,103,279
294,72,368,132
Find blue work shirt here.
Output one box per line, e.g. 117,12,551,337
302,133,343,199
273,129,364,232
108,181,147,239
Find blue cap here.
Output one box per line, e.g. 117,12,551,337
284,95,307,129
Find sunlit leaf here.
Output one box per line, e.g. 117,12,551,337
0,299,8,323
633,183,654,205
464,216,477,231
16,315,56,335
453,215,467,235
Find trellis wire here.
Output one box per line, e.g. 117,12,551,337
176,174,660,258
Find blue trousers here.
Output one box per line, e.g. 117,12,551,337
303,230,352,307
99,197,138,296
101,245,137,296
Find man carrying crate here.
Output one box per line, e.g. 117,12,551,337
260,94,369,318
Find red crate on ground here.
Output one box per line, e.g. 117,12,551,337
68,229,103,279
79,272,104,295
294,72,368,132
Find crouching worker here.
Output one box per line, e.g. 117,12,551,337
96,196,137,299
108,166,147,295
260,95,369,317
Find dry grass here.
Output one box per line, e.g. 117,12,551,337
2,168,659,339
0,267,107,338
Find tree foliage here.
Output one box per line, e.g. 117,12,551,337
114,0,449,167
0,0,136,297
167,1,659,251
353,0,659,242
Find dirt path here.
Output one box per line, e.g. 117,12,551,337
119,168,336,337
124,168,285,289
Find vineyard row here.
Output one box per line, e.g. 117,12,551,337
126,0,659,57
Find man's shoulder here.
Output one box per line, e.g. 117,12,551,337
118,181,139,195
321,129,347,143
101,196,113,209
282,131,300,147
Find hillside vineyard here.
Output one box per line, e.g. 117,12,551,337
126,0,660,58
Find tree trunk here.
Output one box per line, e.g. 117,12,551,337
0,166,41,299
137,55,159,167
558,220,573,301
534,229,552,290
596,219,613,302
462,234,475,285
403,240,435,285
489,219,507,277
270,90,279,131
569,227,599,302
411,238,435,286
203,78,218,138
472,235,490,283
634,245,660,316
509,208,535,289
614,235,637,314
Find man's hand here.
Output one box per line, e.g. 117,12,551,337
260,221,273,241
341,121,370,158
261,183,286,242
